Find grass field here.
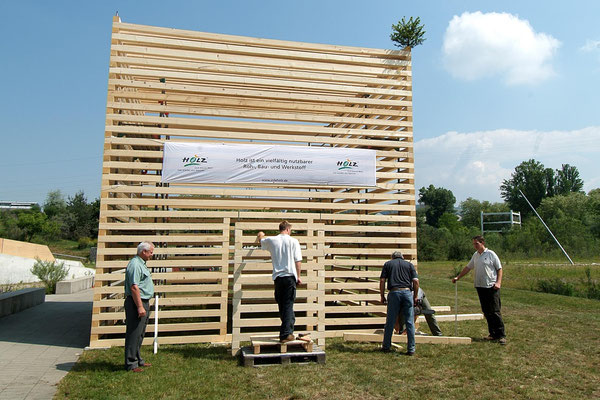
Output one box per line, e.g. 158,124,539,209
56,261,600,399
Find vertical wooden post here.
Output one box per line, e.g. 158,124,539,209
231,223,243,354
220,218,231,340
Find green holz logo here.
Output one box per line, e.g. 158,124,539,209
182,155,207,166
337,159,358,170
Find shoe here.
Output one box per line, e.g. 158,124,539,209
130,367,144,372
140,363,152,367
415,330,428,336
406,351,415,356
380,347,392,353
483,335,495,341
498,338,507,345
280,334,295,343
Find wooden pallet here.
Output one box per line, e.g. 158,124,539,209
250,335,314,354
240,345,325,367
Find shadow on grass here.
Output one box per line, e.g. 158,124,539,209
326,340,377,354
68,360,122,373
161,344,230,360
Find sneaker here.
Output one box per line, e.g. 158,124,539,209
483,335,495,341
498,338,507,345
415,330,428,336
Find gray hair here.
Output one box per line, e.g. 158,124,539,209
391,251,404,259
137,242,154,255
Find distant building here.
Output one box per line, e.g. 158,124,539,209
0,201,39,210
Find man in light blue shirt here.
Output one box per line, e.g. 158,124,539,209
124,242,155,371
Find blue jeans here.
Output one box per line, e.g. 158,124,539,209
383,290,415,353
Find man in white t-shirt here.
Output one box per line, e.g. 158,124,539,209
452,235,506,344
257,221,302,343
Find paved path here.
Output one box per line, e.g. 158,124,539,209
0,289,93,400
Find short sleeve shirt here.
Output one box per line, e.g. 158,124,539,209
380,258,418,290
261,234,302,280
466,248,502,288
124,255,154,299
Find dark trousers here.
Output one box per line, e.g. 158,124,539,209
274,276,296,340
398,294,443,336
124,296,150,370
476,287,505,339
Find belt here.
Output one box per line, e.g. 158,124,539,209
390,287,410,292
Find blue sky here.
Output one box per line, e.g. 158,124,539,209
1,0,599,206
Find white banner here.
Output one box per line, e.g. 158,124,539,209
161,142,376,187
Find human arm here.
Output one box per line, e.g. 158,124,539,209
412,279,419,303
130,284,146,318
452,266,471,283
379,278,386,304
295,261,302,285
493,267,502,289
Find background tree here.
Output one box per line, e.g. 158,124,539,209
390,16,426,48
418,185,456,227
459,198,509,228
500,159,554,216
42,190,67,219
555,164,584,195
64,191,96,239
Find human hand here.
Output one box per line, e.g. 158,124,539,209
380,295,386,304
137,306,146,318
452,277,458,283
493,282,501,290
296,278,302,285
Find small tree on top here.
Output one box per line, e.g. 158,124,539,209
390,17,426,49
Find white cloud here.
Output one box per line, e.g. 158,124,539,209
581,39,600,52
442,11,561,85
415,127,600,204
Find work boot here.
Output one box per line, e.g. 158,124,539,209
280,334,295,343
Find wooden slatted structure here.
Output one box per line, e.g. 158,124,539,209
90,16,415,349
231,221,325,354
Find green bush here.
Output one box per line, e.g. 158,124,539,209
582,268,600,300
536,278,575,297
77,236,95,249
30,258,70,294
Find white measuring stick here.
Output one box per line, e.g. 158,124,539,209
454,281,458,337
153,294,159,354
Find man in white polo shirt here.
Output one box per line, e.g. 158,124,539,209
257,221,302,343
452,235,506,344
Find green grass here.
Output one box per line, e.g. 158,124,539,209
40,238,91,259
56,261,600,400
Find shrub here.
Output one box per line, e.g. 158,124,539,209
582,268,600,300
536,278,575,297
77,236,95,249
30,258,70,294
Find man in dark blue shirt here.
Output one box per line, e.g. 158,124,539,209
379,251,419,355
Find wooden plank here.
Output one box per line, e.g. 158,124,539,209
343,332,472,345
114,22,409,58
109,78,412,108
111,32,409,68
108,101,412,128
